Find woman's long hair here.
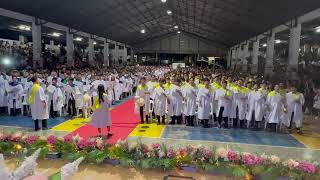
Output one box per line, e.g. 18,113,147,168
97,84,105,104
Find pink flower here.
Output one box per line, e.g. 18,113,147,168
217,148,228,159
298,162,316,174
178,148,187,157
77,139,88,149
167,148,176,159
10,132,22,142
47,135,57,145
255,156,265,165
227,151,238,161
152,143,161,149
142,144,149,154
202,148,213,160
63,134,73,143
26,135,39,145
242,153,257,165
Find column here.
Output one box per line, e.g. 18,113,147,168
19,35,25,43
88,38,94,66
242,42,249,72
114,44,119,65
32,20,42,68
266,31,275,74
66,30,74,67
50,40,54,50
252,39,260,73
231,49,236,70
236,47,241,70
131,48,134,63
288,24,301,70
103,39,109,67
227,49,232,70
123,46,127,63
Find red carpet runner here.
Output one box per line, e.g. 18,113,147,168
70,99,140,143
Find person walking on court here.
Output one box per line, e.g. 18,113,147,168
90,84,113,137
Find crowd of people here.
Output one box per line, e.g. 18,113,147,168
0,65,319,135
0,40,33,69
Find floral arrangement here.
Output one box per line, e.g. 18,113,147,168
0,132,319,179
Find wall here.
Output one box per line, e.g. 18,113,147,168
135,33,226,56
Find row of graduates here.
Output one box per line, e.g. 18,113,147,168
135,75,305,133
0,70,139,120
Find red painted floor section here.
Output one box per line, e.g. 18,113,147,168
70,99,140,143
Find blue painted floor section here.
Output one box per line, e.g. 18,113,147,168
0,115,66,129
161,126,305,148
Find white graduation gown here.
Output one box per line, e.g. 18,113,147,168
31,85,49,120
267,92,285,124
246,90,256,121
216,88,233,118
0,76,8,107
7,83,23,109
171,85,183,116
197,87,212,119
154,87,167,116
182,84,197,116
284,92,305,128
254,89,267,122
134,85,151,113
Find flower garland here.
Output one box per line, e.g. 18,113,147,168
0,132,319,179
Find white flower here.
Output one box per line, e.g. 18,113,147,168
159,151,165,158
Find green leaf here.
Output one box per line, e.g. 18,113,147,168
232,166,248,177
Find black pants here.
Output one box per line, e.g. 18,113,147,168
170,115,182,125
68,98,76,116
140,106,149,123
268,123,277,132
50,100,58,117
10,99,18,116
233,106,239,127
200,119,210,128
157,115,165,124
34,119,48,131
218,107,228,128
185,115,195,126
289,112,300,130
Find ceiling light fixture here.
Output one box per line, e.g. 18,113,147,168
315,26,320,33
17,25,31,31
93,41,97,45
74,37,83,41
174,25,178,29
262,44,267,47
275,39,281,44
161,0,167,2
177,31,181,34
167,10,172,15
51,32,62,37
140,29,146,34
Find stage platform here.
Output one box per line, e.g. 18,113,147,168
1,98,320,161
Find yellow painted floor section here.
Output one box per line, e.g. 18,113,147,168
130,123,165,138
51,117,90,132
291,116,320,150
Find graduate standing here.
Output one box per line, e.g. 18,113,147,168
153,79,167,125
285,86,305,134
182,78,197,126
216,80,232,128
29,76,49,131
135,77,151,123
197,78,212,128
266,85,286,132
